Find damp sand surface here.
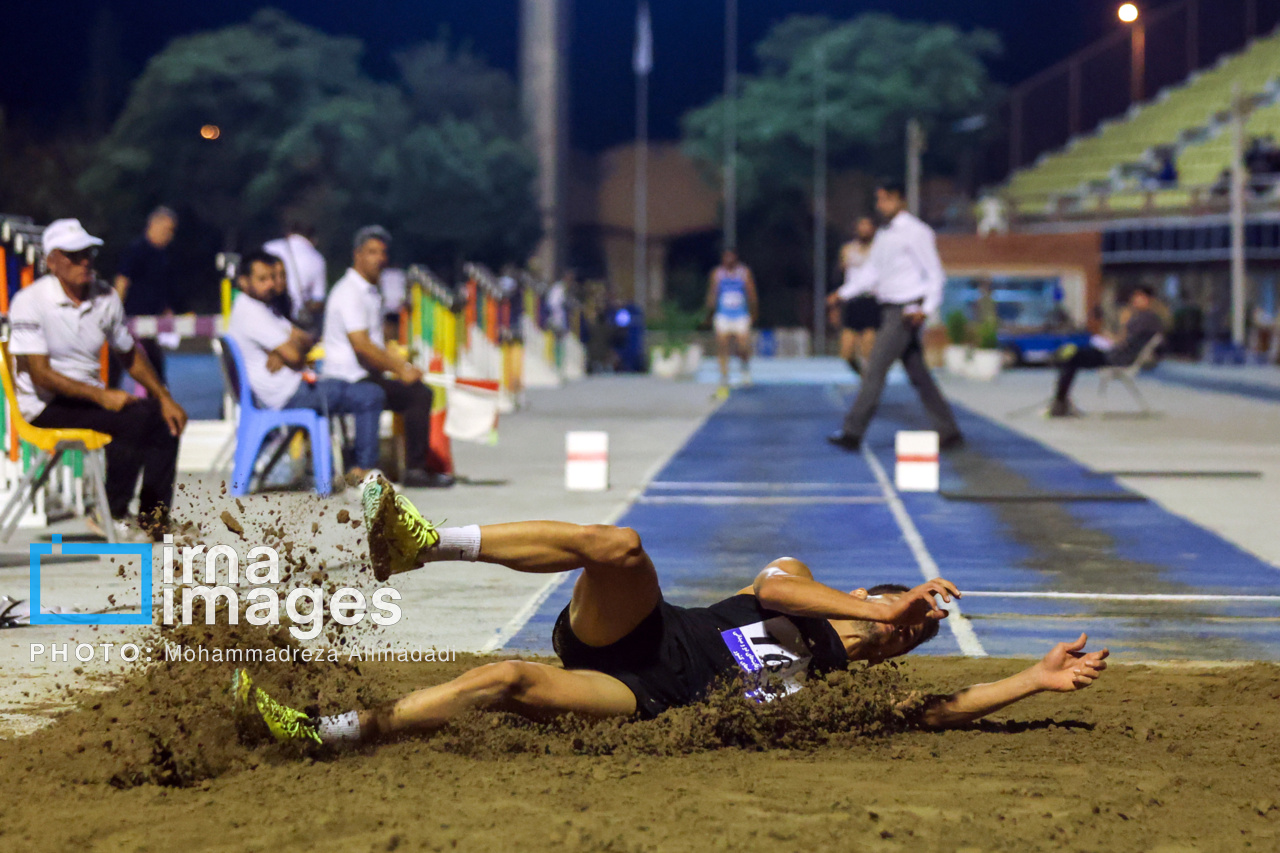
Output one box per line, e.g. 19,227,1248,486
0,629,1277,853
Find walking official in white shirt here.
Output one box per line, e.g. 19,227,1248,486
827,182,963,452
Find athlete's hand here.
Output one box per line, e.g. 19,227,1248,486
881,579,960,625
903,310,927,328
1032,634,1109,692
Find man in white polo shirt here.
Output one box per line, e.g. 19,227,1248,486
321,226,453,489
227,249,385,481
9,219,187,539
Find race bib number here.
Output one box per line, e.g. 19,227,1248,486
720,616,813,703
720,291,745,311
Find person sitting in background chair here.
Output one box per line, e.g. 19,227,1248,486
10,219,186,540
228,249,385,484
1049,285,1163,417
322,226,453,489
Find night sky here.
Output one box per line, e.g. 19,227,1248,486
3,0,1184,151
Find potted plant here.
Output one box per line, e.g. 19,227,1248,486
944,309,970,374
967,317,1003,381
648,302,703,379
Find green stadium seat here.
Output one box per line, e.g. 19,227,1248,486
1001,30,1280,213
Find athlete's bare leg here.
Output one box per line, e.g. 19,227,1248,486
470,521,662,647
855,328,876,368
716,332,732,387
840,328,859,372
370,522,659,740
305,522,656,744
733,330,752,382
358,661,637,741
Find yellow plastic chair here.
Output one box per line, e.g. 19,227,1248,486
0,342,115,543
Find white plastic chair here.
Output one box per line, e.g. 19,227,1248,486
1098,333,1164,415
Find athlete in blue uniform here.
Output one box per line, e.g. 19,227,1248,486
703,250,758,399
232,476,1110,746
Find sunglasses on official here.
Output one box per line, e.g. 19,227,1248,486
60,248,99,264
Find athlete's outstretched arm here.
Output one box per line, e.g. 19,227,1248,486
749,559,959,626
919,634,1108,730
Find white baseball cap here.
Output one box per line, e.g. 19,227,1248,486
42,219,104,255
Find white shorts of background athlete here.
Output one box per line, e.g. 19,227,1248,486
714,314,751,336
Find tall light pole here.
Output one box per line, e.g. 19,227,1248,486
1119,3,1145,104
906,119,925,215
634,1,652,314
1230,82,1248,347
812,44,828,357
723,0,738,251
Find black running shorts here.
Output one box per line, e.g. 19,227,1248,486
842,295,882,332
553,601,713,719
552,595,847,719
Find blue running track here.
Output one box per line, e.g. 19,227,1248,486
509,382,1280,660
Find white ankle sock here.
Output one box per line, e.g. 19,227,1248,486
426,525,482,562
317,710,361,744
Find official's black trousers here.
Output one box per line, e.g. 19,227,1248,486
363,375,445,473
32,396,178,523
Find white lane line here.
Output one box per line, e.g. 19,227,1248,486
638,495,885,506
862,446,988,657
649,481,881,491
962,591,1280,603
482,400,728,654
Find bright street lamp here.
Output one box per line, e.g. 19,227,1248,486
1120,5,1145,103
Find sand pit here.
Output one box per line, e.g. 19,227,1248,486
3,480,1277,851
0,634,1276,852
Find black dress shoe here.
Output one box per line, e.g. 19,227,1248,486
939,433,966,451
827,431,861,452
401,469,456,488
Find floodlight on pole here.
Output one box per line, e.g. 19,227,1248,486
1120,4,1145,103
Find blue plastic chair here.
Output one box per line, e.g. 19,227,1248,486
215,336,332,497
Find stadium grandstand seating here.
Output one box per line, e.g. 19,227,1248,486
1000,27,1280,215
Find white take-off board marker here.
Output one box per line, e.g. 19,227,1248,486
566,431,609,491
895,431,939,492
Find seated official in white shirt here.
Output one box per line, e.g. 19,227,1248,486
827,181,963,453
228,249,386,481
321,226,453,489
9,219,187,541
